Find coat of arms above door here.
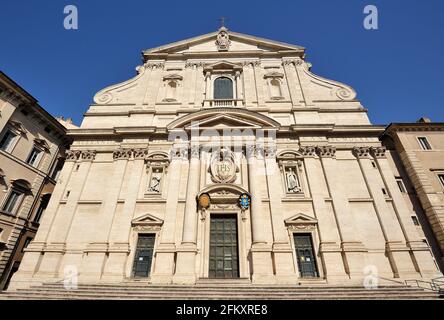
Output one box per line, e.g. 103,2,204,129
209,148,238,184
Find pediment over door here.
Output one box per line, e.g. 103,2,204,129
285,213,318,231
131,213,164,231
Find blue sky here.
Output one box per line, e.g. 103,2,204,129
0,0,443,125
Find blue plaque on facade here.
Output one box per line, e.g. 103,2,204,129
238,194,251,210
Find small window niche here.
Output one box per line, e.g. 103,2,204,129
418,137,432,150
264,72,285,101
162,74,183,103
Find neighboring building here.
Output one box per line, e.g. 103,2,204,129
381,118,444,272
8,28,443,291
0,72,71,289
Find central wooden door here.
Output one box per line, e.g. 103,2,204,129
209,215,239,278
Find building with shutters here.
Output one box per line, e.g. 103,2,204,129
7,28,443,290
0,71,71,290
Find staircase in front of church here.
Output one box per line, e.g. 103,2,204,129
1,281,442,300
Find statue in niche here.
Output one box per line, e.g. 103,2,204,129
148,168,162,193
286,167,301,193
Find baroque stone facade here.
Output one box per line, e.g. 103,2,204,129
8,28,443,289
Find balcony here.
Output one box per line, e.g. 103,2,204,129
203,99,244,108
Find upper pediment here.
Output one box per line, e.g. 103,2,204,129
143,28,305,57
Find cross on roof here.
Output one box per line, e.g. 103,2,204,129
218,16,228,28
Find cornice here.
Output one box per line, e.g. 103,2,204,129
382,123,444,138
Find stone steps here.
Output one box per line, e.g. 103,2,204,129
1,282,442,300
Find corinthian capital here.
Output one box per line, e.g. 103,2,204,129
81,150,96,161
133,148,149,160
299,146,316,158
316,146,336,158
370,147,387,159
352,147,371,159
113,148,132,160
66,150,81,162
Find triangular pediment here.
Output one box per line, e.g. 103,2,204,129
143,30,305,55
285,213,318,225
185,114,263,130
167,109,280,131
131,213,164,226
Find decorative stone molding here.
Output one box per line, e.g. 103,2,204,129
285,213,318,231
240,60,261,67
299,146,316,158
215,27,231,51
352,147,371,159
370,147,387,159
81,151,97,161
133,148,149,160
316,146,336,158
185,62,205,69
209,148,238,184
282,58,303,66
246,145,256,159
113,148,132,160
145,62,165,70
66,150,81,162
190,145,201,159
131,213,163,232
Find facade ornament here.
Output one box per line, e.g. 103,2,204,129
316,146,336,158
81,150,96,161
241,60,261,68
215,27,231,51
113,148,132,160
190,145,201,159
352,147,371,159
299,146,316,158
245,145,256,159
370,147,387,159
282,58,303,67
145,62,165,70
209,148,238,184
265,145,277,159
66,150,81,162
185,62,206,69
133,148,149,160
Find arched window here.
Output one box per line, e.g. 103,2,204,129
214,77,233,100
165,81,177,101
270,79,282,97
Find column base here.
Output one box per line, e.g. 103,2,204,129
272,242,298,284
150,243,176,284
172,245,198,285
251,243,275,284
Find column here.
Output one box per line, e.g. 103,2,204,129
82,148,130,282
174,145,201,284
247,145,274,283
354,147,416,278
301,146,349,282
8,152,78,289
372,147,441,279
264,146,298,283
104,149,147,281
282,59,303,106
252,62,265,107
317,146,367,280
151,145,184,283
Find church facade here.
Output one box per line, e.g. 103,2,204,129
9,28,442,289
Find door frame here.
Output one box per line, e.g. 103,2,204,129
200,210,249,279
289,231,322,279
127,230,160,280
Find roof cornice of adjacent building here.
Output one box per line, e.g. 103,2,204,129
0,71,69,138
382,122,444,137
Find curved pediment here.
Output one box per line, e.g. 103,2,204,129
167,108,280,131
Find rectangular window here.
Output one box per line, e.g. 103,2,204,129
396,178,407,193
411,216,420,226
438,174,444,188
27,147,43,167
2,190,22,214
0,130,18,152
418,137,432,150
